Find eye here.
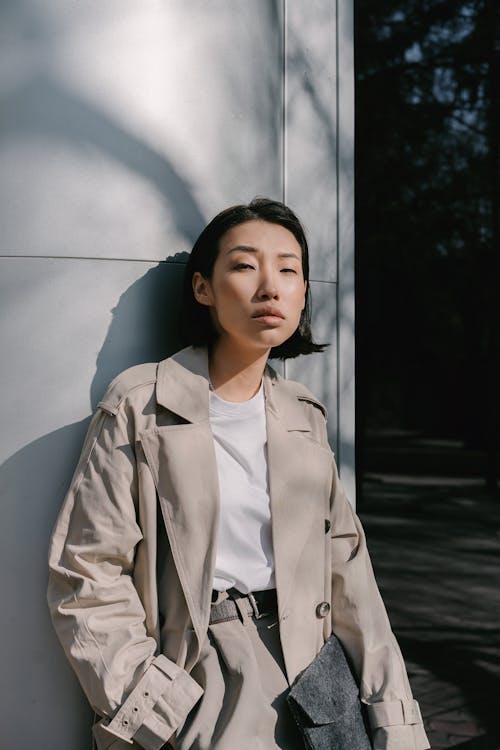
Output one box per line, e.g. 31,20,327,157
233,262,254,271
280,267,298,274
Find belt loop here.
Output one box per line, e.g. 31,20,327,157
234,596,251,625
247,592,262,619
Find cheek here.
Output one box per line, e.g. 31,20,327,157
211,279,246,319
217,281,242,306
292,283,307,313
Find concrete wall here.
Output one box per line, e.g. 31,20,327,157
0,1,354,747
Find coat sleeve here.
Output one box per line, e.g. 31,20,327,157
329,460,430,750
47,405,203,750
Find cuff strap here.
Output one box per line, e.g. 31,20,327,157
367,699,423,729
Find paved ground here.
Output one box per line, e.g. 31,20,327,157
358,471,500,749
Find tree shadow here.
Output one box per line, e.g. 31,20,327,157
0,3,212,742
0,74,206,249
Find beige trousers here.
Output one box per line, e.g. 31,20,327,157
175,600,303,750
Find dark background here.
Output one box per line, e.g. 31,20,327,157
353,5,500,745
353,0,499,498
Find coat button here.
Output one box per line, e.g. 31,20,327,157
316,601,331,618
325,519,331,533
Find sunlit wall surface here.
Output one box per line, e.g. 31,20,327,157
0,1,354,747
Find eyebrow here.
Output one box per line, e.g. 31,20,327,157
226,245,301,261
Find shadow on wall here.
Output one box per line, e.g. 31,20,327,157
0,73,206,249
0,257,189,748
1,16,206,742
90,253,188,409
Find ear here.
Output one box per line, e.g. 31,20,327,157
192,271,213,307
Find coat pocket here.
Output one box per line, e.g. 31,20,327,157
286,634,372,750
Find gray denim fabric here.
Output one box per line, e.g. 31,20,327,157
286,634,372,750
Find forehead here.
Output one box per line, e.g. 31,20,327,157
218,219,301,256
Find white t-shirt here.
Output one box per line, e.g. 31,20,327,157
209,383,275,594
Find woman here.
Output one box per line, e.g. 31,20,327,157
48,198,430,750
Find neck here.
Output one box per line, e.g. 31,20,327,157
208,339,270,402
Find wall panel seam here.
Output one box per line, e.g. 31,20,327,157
335,0,342,460
0,255,187,265
282,0,287,206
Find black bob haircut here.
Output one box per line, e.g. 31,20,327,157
180,197,327,360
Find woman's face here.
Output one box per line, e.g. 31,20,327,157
192,219,307,355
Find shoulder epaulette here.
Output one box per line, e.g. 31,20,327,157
97,362,158,415
272,371,328,421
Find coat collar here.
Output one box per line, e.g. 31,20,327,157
156,346,211,424
156,346,323,431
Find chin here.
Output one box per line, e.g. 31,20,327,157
254,333,291,351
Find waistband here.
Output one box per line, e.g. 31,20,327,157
210,588,278,625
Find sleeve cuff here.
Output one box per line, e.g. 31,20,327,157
367,700,430,750
92,655,204,750
367,698,423,728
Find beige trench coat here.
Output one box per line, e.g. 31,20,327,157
47,346,429,750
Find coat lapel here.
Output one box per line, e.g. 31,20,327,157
139,348,219,657
264,370,333,618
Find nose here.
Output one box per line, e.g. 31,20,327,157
257,267,279,300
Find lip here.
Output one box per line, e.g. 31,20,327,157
252,308,285,320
